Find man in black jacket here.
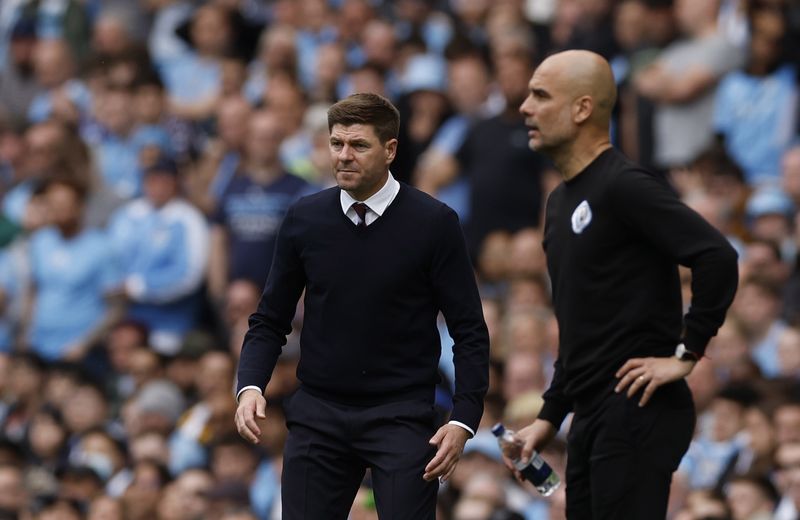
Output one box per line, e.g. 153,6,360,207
234,93,490,519
515,50,738,518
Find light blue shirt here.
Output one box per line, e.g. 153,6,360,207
678,432,747,489
148,1,193,65
714,65,798,184
28,227,120,360
108,198,209,354
97,133,141,200
2,181,34,224
159,52,221,106
27,79,91,123
751,320,787,378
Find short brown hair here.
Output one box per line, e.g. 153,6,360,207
327,93,400,144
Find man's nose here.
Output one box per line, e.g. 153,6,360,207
338,144,354,161
519,96,532,116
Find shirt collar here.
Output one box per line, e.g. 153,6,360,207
339,172,400,216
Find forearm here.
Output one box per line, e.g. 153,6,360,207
636,66,717,104
413,152,459,194
236,310,290,392
168,96,219,121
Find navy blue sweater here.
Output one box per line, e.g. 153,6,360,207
236,184,490,431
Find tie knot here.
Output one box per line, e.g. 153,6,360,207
352,202,368,226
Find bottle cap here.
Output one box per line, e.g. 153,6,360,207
490,423,505,437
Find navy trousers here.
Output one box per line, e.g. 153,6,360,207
281,388,439,519
565,380,695,519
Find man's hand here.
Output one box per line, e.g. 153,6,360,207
423,424,470,483
234,389,267,444
506,419,557,480
615,356,696,406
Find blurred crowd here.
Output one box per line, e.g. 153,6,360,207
1,0,800,519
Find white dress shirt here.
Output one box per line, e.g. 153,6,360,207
339,172,400,225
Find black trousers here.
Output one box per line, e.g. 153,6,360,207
565,380,695,520
281,388,439,519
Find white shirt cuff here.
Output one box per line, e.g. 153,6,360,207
448,420,474,437
236,385,263,402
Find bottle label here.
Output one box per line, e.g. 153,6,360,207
520,460,553,487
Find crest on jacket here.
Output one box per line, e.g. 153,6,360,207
571,200,592,234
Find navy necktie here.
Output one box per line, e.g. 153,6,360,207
352,202,368,227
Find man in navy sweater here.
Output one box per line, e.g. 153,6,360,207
234,93,490,519
514,51,738,518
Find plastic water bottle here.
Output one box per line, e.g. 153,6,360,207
491,422,561,496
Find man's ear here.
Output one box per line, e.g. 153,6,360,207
385,138,398,163
573,96,593,125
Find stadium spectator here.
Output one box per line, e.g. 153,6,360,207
635,0,743,171
192,95,252,214
714,4,796,186
159,4,233,122
0,18,41,121
24,178,123,362
732,275,789,377
208,110,312,301
455,49,549,258
108,158,209,355
773,440,800,519
28,38,90,125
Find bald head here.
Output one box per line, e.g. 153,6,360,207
538,50,617,124
519,50,616,176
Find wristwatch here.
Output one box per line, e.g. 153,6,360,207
675,343,700,362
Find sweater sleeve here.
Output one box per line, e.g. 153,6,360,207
538,355,573,428
236,205,307,394
609,169,739,356
430,206,490,432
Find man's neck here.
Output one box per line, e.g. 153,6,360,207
552,137,612,182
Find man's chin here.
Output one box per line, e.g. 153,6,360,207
528,138,553,154
336,179,357,192
336,171,357,183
